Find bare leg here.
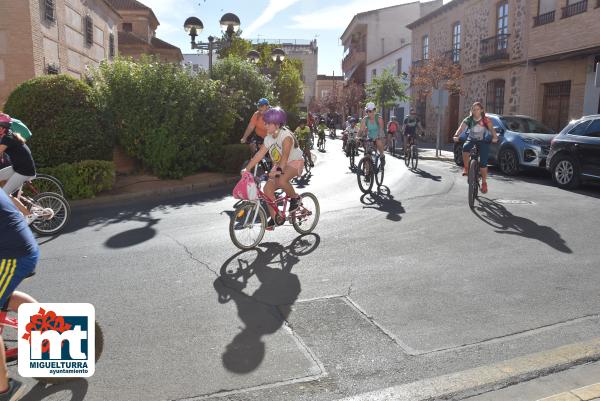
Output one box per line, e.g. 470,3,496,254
9,196,29,216
481,167,488,184
0,336,7,392
8,291,37,311
462,152,470,173
276,166,299,199
263,179,277,220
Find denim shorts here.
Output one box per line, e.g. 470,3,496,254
463,140,490,167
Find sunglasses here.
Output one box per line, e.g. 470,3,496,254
367,110,374,113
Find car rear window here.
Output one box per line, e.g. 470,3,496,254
585,119,600,137
500,116,555,134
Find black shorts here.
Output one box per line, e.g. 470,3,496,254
246,134,264,145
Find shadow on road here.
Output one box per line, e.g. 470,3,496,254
21,378,88,401
213,234,320,374
293,171,313,189
360,187,406,222
411,168,442,182
473,197,572,253
104,216,160,249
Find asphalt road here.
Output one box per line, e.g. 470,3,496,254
12,136,600,401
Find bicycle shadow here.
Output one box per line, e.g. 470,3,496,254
293,172,313,189
104,216,160,249
472,197,572,254
411,168,442,182
213,234,320,374
20,378,88,401
360,187,406,222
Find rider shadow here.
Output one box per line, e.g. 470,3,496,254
214,234,320,374
473,197,572,254
294,172,312,189
360,187,406,222
412,168,442,182
20,378,88,401
104,216,160,249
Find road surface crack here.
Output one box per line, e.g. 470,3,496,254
163,234,219,276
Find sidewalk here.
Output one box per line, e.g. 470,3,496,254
390,141,455,162
71,171,238,210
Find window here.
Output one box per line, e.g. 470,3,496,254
584,119,600,137
372,68,377,78
122,23,133,32
497,1,509,49
396,58,402,76
568,121,592,136
84,15,93,46
381,38,385,56
538,0,556,15
321,90,330,99
500,116,556,134
422,35,429,59
452,23,461,62
109,33,115,58
44,0,56,22
486,79,505,114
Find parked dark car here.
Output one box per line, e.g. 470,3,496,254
546,115,600,189
453,114,557,175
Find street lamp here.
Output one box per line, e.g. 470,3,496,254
271,48,285,63
183,13,241,77
247,50,260,64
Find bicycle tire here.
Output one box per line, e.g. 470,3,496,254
29,192,71,235
468,159,479,209
357,158,374,194
391,138,396,157
229,203,266,250
375,160,385,187
25,174,65,198
35,320,104,384
349,143,356,170
304,154,312,174
292,192,320,234
411,145,418,170
404,147,411,167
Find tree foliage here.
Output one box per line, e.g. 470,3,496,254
410,57,463,99
366,68,409,117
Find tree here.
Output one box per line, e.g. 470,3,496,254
274,58,304,114
341,80,366,118
216,33,253,60
365,68,409,121
410,56,463,155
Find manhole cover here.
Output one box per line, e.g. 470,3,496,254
494,199,535,205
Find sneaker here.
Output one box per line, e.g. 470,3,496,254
481,182,488,194
266,218,276,231
289,197,301,213
0,378,24,401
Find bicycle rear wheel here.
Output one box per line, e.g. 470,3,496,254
404,147,411,167
468,159,479,209
229,202,266,250
357,158,374,194
23,174,65,198
349,143,356,170
411,145,418,170
292,192,320,234
35,320,104,384
30,192,70,235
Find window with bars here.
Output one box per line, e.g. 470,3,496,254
372,68,377,78
497,2,509,49
486,79,505,114
452,23,461,63
122,23,133,32
44,0,56,22
109,33,115,58
84,16,93,46
396,58,402,76
422,35,429,59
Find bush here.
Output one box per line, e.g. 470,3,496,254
93,57,237,178
4,74,112,167
40,160,115,200
218,144,251,174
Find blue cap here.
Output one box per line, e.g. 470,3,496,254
257,98,269,107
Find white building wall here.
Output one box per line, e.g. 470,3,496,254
366,44,412,121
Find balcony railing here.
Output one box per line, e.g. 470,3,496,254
561,0,587,18
443,49,461,63
533,10,556,26
480,34,510,63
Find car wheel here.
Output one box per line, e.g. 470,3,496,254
499,147,519,176
453,143,463,166
551,154,580,189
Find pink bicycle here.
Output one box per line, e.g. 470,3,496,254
229,174,320,250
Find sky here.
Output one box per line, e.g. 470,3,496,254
139,0,418,75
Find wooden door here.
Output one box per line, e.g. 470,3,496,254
447,94,460,142
542,81,571,132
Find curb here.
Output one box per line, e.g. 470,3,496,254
419,156,455,162
538,383,600,401
338,338,600,401
70,176,238,211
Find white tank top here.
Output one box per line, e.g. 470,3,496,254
263,127,304,163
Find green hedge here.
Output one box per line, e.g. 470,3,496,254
4,75,112,167
93,57,237,178
215,144,251,174
40,160,115,200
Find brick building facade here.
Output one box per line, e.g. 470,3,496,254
408,0,600,142
0,0,121,107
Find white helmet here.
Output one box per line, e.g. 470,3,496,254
365,102,376,111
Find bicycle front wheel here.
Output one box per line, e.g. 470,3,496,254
24,174,65,198
349,143,356,170
30,192,71,235
375,160,385,187
468,159,479,209
411,145,418,170
292,192,320,234
404,147,411,167
229,202,266,250
357,158,374,194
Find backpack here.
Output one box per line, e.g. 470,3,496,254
232,171,258,200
